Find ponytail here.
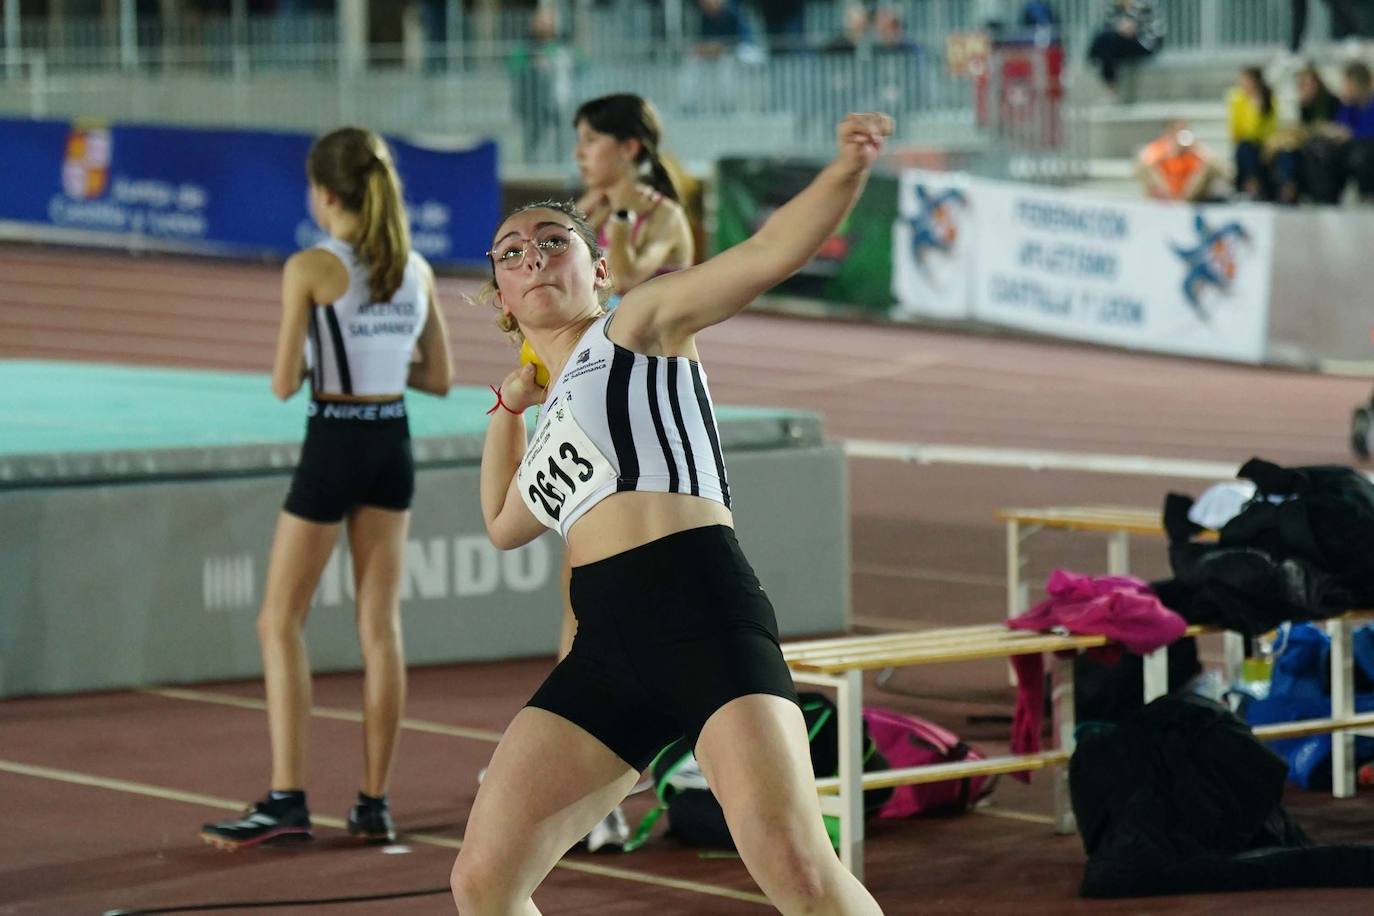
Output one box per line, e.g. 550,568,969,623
357,157,411,302
306,127,411,303
641,144,682,204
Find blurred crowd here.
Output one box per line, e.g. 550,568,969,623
1136,60,1374,206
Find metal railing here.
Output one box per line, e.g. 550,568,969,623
0,1,1296,177
2,1,1300,75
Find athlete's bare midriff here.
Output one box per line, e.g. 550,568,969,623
565,490,734,565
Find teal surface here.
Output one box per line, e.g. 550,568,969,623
1,360,794,456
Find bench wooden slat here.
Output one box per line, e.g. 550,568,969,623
784,628,1030,660
1252,711,1374,741
790,634,1115,673
783,623,1011,655
997,506,1165,535
998,505,1225,539
784,624,1223,673
814,751,1072,794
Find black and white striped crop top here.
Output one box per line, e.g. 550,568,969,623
516,313,732,539
304,237,428,396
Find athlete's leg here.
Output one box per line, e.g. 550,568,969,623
696,694,884,916
258,511,341,790
450,708,638,914
347,505,411,797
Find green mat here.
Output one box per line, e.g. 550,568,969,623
0,360,803,457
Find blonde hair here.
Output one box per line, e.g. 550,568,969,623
475,199,609,344
307,127,411,302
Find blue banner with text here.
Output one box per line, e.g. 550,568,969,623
0,118,499,265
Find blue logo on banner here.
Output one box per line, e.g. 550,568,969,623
906,184,967,261
1171,213,1250,321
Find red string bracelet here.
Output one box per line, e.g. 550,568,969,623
486,384,521,416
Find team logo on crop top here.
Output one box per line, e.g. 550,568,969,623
517,395,615,530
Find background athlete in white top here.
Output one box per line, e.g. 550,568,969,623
201,127,452,852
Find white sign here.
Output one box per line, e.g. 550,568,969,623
971,182,1274,363
889,171,1276,363
891,170,975,320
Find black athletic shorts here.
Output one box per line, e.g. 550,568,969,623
527,524,801,771
283,398,414,523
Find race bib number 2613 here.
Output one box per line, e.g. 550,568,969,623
517,397,615,530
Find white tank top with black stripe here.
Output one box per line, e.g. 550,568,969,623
517,312,731,539
304,237,428,397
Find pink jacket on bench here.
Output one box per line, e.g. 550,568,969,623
1008,570,1187,764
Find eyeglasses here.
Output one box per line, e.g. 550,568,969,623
487,226,576,271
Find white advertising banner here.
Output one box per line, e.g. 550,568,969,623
970,182,1274,363
891,169,975,320
889,170,1276,363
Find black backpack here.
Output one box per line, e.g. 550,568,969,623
624,692,892,851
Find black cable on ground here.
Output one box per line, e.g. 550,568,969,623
103,885,450,915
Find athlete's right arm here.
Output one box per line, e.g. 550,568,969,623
480,362,547,550
271,252,319,400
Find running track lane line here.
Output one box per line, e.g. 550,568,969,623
142,687,506,743
842,440,1241,480
0,759,771,907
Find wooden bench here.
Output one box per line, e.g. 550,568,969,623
996,505,1215,621
785,614,1374,879
782,623,1201,879
997,505,1374,798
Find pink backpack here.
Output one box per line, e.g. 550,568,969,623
862,707,995,818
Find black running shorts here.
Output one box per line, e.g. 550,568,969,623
283,399,414,523
527,524,801,771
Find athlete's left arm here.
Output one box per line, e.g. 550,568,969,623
408,259,454,396
623,113,890,348
271,252,316,400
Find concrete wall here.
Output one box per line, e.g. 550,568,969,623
0,439,848,698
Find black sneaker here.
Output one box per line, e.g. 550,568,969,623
347,795,396,844
201,797,312,851
1353,405,1372,459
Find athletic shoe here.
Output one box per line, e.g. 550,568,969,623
1351,405,1371,459
347,795,397,844
201,797,312,851
584,805,630,853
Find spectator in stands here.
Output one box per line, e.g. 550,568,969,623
1087,1,1164,99
1228,66,1278,199
753,0,805,54
509,7,576,163
1322,60,1374,202
820,6,874,142
874,6,919,54
687,0,762,111
1271,63,1340,203
872,7,920,116
1136,119,1225,202
1289,0,1374,55
1020,1,1060,28
824,3,873,55
693,0,755,59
